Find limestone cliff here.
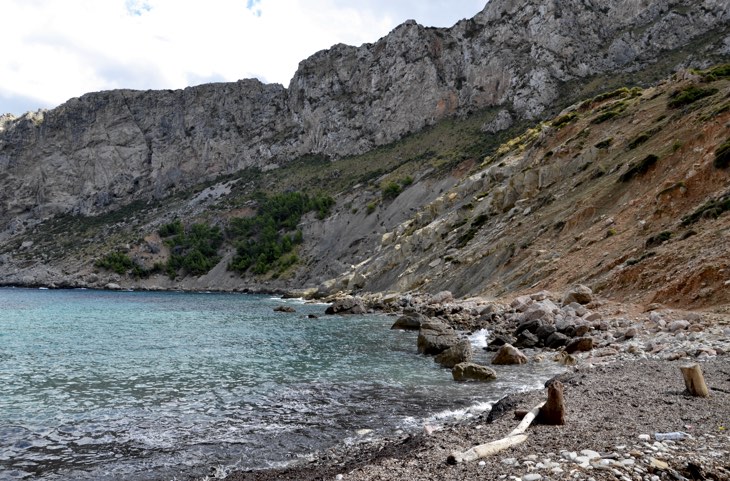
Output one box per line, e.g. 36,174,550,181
1,0,728,239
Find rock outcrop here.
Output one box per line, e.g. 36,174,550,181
1,0,727,237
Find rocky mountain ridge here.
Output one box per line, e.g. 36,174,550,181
1,0,728,239
1,1,730,312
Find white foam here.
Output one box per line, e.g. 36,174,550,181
468,329,490,349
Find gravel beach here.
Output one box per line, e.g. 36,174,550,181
221,290,730,481
224,358,729,481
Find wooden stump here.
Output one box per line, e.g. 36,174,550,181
680,364,710,397
536,380,566,425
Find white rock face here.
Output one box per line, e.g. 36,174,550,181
0,0,727,233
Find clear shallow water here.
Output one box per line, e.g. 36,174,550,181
0,288,564,480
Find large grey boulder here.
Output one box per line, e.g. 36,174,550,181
391,312,427,330
325,297,365,315
434,340,473,368
563,285,593,305
452,363,497,382
417,319,459,355
491,343,528,365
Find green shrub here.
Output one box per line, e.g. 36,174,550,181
714,138,730,169
158,220,183,237
95,251,148,277
668,85,718,108
382,181,402,200
551,112,577,129
166,223,223,276
698,63,730,80
227,191,334,275
591,102,628,124
619,154,659,182
366,202,377,215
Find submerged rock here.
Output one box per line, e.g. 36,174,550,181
452,362,497,382
273,305,296,313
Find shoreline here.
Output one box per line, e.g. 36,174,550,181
217,288,730,481
220,357,729,481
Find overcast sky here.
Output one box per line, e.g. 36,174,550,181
1,0,486,116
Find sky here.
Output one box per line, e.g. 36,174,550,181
1,0,486,116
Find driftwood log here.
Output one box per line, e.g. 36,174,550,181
680,364,710,397
447,401,545,464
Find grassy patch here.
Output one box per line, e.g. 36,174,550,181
667,85,719,108
681,190,730,225
551,111,578,129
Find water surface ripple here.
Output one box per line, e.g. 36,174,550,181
0,289,563,480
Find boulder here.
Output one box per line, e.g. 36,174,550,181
668,320,690,332
515,318,542,336
429,291,453,304
452,362,497,382
325,297,366,315
555,319,577,337
391,312,426,330
565,336,594,354
574,324,592,337
417,320,459,355
545,332,570,349
486,334,514,351
273,305,296,313
514,330,539,348
307,314,319,319
491,343,528,365
562,285,593,305
435,340,473,368
535,323,557,341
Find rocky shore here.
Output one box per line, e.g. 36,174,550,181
220,286,729,481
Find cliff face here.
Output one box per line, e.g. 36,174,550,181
1,0,728,237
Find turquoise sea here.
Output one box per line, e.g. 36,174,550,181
0,288,563,480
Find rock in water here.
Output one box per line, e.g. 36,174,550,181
435,340,473,368
491,343,528,365
273,305,296,313
391,312,426,330
417,319,459,355
325,297,365,315
452,362,497,382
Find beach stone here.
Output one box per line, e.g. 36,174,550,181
435,340,473,368
574,324,592,337
429,290,453,304
391,312,426,330
545,332,570,349
452,362,497,381
668,320,690,332
515,330,540,348
491,343,528,365
511,295,532,311
623,327,638,339
535,324,557,340
325,297,365,315
565,336,594,354
486,334,514,351
563,285,593,305
417,320,459,355
523,474,542,481
515,318,543,336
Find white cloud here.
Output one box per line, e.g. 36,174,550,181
1,0,486,116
